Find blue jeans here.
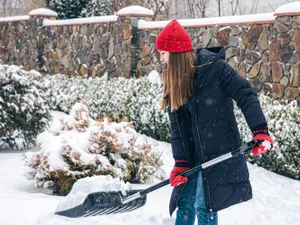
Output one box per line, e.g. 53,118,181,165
175,170,218,225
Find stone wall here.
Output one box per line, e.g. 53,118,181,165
0,17,41,71
42,19,126,77
0,4,300,100
271,15,300,99
138,15,300,100
0,8,153,78
138,24,278,95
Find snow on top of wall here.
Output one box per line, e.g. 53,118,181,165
139,13,275,29
43,15,118,27
117,5,154,17
274,2,300,15
29,8,58,17
0,15,30,23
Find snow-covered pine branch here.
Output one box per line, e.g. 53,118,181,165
0,65,52,149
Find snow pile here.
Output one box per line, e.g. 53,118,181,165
117,5,154,16
29,8,58,17
274,2,300,15
55,175,132,211
0,65,52,150
23,103,165,195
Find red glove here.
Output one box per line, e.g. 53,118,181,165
252,129,273,156
170,160,189,187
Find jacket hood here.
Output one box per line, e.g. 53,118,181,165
192,47,226,93
196,46,226,66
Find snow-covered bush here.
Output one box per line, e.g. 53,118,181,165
235,94,300,180
46,73,170,142
44,73,299,180
47,0,87,19
80,0,112,17
23,103,164,196
0,65,52,149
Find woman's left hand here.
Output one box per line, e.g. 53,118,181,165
252,133,273,156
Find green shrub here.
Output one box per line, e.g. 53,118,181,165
0,65,52,149
235,94,300,180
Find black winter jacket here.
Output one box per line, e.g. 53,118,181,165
168,47,267,216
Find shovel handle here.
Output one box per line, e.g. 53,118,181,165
180,140,258,177
127,140,259,200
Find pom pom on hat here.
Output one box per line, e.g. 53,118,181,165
156,19,193,53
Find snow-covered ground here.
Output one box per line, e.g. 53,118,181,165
0,148,300,225
0,111,300,225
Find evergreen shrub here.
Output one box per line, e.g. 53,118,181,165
0,65,52,149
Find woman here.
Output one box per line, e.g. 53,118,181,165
156,20,273,225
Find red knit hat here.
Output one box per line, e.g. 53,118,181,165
156,19,193,53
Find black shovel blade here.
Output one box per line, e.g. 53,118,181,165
55,190,147,218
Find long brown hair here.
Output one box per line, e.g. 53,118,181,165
160,51,196,112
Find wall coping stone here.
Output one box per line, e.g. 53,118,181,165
43,15,118,27
0,15,30,23
138,13,275,30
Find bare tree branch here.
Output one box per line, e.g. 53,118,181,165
187,0,195,18
237,0,258,15
232,0,239,15
1,0,7,16
227,0,239,15
268,2,275,12
186,0,211,18
0,0,46,16
249,0,259,14
216,0,222,17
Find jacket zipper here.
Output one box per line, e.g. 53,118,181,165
175,111,189,166
192,59,216,219
175,107,214,219
193,106,214,219
174,111,190,208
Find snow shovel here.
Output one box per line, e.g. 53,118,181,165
55,140,259,218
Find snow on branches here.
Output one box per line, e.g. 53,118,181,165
23,103,165,195
46,73,170,142
0,65,52,149
235,94,300,180
45,72,300,180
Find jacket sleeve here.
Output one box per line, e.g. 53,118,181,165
218,59,268,131
167,108,188,162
